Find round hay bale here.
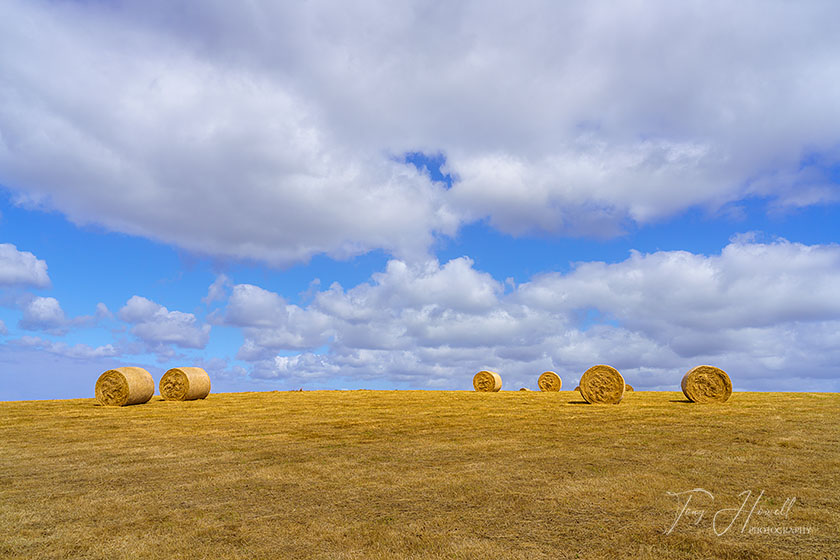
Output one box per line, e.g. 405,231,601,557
681,365,731,403
579,364,625,404
625,384,635,392
519,387,530,391
473,370,502,392
574,386,581,392
159,367,211,401
95,367,155,406
537,371,562,392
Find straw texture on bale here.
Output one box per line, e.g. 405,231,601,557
537,371,562,392
95,367,155,406
159,367,211,401
579,365,625,404
625,384,635,392
681,365,732,403
473,370,502,392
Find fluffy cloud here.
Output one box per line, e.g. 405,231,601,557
2,1,839,264
225,284,332,359
17,296,108,335
516,237,840,336
118,295,210,349
0,1,456,264
222,239,840,391
18,296,67,332
0,243,50,287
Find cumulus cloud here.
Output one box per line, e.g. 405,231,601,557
0,243,50,287
0,1,456,264
1,1,839,264
16,296,107,334
118,295,210,349
221,240,840,391
516,238,840,336
225,283,332,359
18,296,67,333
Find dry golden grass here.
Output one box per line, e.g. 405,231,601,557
1,391,838,559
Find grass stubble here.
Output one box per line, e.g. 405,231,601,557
1,391,838,559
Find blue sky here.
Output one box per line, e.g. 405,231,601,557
2,1,840,400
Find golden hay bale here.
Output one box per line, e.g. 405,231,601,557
473,370,502,392
537,371,562,392
579,364,625,404
519,387,530,391
574,386,581,392
625,384,635,392
159,367,211,401
95,367,155,406
681,365,732,403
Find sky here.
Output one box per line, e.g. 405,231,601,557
1,0,840,400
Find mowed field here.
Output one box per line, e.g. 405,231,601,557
1,390,838,560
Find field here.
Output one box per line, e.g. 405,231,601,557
1,390,838,559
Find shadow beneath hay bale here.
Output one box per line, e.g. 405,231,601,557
669,399,693,403
568,400,590,405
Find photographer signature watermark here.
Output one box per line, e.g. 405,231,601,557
665,488,812,536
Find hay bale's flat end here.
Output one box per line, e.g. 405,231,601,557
681,365,731,403
473,370,502,392
160,367,211,401
579,365,625,404
537,371,562,392
95,367,154,406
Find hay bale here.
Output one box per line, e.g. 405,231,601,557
681,365,732,403
579,364,625,404
537,371,562,392
574,386,581,392
473,370,502,392
625,384,635,392
95,367,155,406
519,387,530,391
159,367,211,401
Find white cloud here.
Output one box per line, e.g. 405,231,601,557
19,296,67,332
95,302,112,320
0,319,7,335
202,274,232,305
225,284,290,328
118,296,163,323
17,296,107,335
1,2,839,263
118,295,210,349
516,237,840,337
0,243,50,287
223,239,840,391
225,284,332,358
12,335,119,360
0,1,456,264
